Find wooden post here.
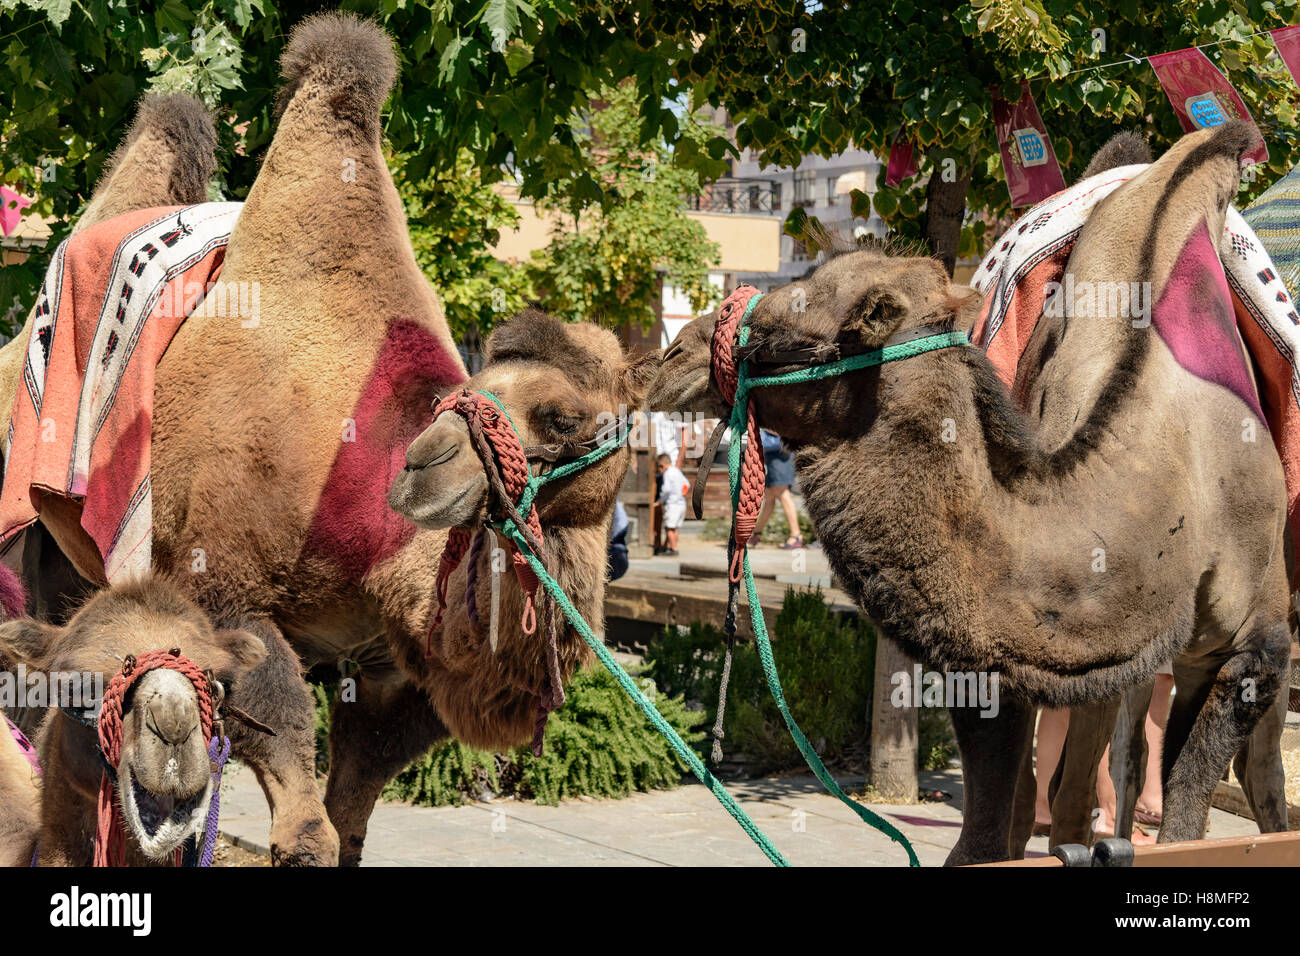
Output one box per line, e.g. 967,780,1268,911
870,634,918,802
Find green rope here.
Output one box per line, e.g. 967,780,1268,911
494,518,790,866
472,390,791,866
725,295,970,869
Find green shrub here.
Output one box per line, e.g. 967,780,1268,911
645,587,955,773
313,666,704,807
700,509,818,544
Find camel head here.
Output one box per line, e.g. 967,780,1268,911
649,252,983,439
390,309,661,531
0,578,265,862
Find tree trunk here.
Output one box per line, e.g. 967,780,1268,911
924,159,971,277
870,634,918,802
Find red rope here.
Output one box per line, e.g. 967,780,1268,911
425,388,566,752
94,648,214,867
712,285,767,582
427,389,546,655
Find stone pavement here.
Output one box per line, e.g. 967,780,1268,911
216,763,1261,866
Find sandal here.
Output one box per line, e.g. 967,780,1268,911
779,535,804,550
1134,806,1162,827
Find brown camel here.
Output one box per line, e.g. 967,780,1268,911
648,120,1292,865
0,577,265,866
387,309,659,742
0,14,650,866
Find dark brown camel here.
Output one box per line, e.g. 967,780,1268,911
648,121,1292,865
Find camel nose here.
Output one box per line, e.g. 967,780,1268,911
144,689,198,746
405,418,464,470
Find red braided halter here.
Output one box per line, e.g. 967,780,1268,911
94,648,215,867
428,388,545,655
711,285,768,582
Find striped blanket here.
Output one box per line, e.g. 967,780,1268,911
0,203,242,582
970,169,1300,583
1244,166,1300,307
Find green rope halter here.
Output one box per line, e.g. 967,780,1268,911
722,291,971,869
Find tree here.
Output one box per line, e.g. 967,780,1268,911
526,81,721,328
0,0,745,328
619,0,1300,272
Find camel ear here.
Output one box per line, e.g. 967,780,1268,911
845,288,911,342
617,349,663,406
211,629,267,683
0,618,58,671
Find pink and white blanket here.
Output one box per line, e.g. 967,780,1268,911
0,203,241,582
971,168,1300,582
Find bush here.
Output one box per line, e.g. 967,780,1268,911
700,509,819,544
645,588,955,773
314,666,705,807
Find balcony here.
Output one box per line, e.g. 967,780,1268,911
685,177,781,215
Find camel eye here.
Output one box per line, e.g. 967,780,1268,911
550,414,581,436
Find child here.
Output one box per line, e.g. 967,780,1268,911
656,453,688,556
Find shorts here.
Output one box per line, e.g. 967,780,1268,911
764,446,795,488
662,500,686,529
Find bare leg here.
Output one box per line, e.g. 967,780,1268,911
1033,707,1068,828
1135,673,1173,817
752,487,781,537
324,674,450,866
222,613,339,866
946,697,1034,865
777,488,800,542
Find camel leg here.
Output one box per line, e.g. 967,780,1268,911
945,696,1034,865
1231,654,1289,833
221,614,339,866
1048,696,1119,847
1108,679,1154,843
324,674,449,867
1008,732,1037,859
1161,621,1290,843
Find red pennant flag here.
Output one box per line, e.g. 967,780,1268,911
885,139,919,187
992,83,1066,208
1147,47,1268,165
1272,25,1300,88
0,186,32,237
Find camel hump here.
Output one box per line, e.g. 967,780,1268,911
116,93,216,202
278,12,397,135
1081,130,1152,180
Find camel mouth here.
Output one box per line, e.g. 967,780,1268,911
117,759,211,861
388,467,489,530
648,366,722,417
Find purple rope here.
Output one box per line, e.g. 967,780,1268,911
199,735,231,867
465,527,487,623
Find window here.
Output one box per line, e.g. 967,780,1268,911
826,175,840,204
793,170,815,208
771,182,782,211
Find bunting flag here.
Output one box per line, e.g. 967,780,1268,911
1272,25,1300,88
0,186,32,237
885,139,919,187
992,83,1066,207
1147,47,1268,165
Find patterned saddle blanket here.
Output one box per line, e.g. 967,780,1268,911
971,167,1300,582
0,203,242,582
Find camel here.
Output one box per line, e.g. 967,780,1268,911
0,13,648,866
0,577,266,866
387,309,659,741
648,120,1292,865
